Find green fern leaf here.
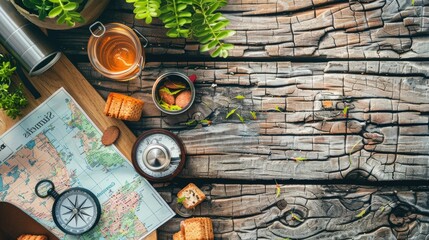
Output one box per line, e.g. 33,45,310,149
159,0,192,38
192,0,235,58
129,0,161,24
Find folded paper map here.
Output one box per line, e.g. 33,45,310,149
0,88,175,239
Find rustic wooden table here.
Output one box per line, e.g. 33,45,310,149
49,0,429,239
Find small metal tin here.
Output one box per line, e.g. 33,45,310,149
152,72,196,115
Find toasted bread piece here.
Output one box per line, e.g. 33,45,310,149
177,183,206,209
173,231,185,240
17,234,48,240
104,93,145,121
181,217,214,240
203,218,214,240
103,93,124,118
175,90,192,109
118,95,145,121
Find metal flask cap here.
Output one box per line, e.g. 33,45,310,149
143,143,171,172
0,0,61,76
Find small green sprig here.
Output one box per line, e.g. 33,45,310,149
234,95,245,100
275,180,281,198
177,196,186,204
291,211,304,222
0,56,28,119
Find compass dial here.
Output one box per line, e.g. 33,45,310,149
132,129,186,182
53,188,101,235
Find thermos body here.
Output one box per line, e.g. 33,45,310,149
0,0,61,76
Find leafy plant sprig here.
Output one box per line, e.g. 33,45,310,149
21,0,84,27
127,0,161,24
160,0,193,37
192,0,235,58
0,55,28,119
128,0,236,58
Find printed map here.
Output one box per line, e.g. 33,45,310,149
0,88,175,239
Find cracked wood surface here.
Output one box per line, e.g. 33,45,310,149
51,0,429,239
50,0,428,59
76,60,429,181
154,183,429,239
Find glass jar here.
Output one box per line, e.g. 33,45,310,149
87,22,147,81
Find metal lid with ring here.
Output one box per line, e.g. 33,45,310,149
132,129,186,182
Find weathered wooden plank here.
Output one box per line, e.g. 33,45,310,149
156,183,429,240
75,60,429,181
49,0,429,59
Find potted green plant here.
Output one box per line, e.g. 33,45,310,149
9,0,110,30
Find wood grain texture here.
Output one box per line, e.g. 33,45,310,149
23,0,429,238
155,183,429,240
75,60,429,181
49,0,429,59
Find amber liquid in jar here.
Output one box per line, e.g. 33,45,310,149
95,30,137,73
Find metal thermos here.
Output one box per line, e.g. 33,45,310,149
0,0,61,76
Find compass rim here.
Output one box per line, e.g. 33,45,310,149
52,187,101,235
132,129,186,182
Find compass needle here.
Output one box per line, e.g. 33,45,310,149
78,198,88,210
62,205,73,211
80,210,91,217
67,197,75,207
74,195,78,208
77,212,88,224
66,213,76,226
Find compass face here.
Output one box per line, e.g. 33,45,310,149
132,129,186,181
52,188,101,235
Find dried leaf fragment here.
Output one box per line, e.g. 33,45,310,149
291,212,304,222
236,113,245,123
275,180,281,198
292,157,307,162
226,108,237,119
275,106,283,112
234,95,245,100
356,208,367,218
343,106,349,117
250,111,257,120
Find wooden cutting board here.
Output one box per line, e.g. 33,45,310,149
0,54,157,240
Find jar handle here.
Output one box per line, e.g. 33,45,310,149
133,28,149,48
89,21,105,37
